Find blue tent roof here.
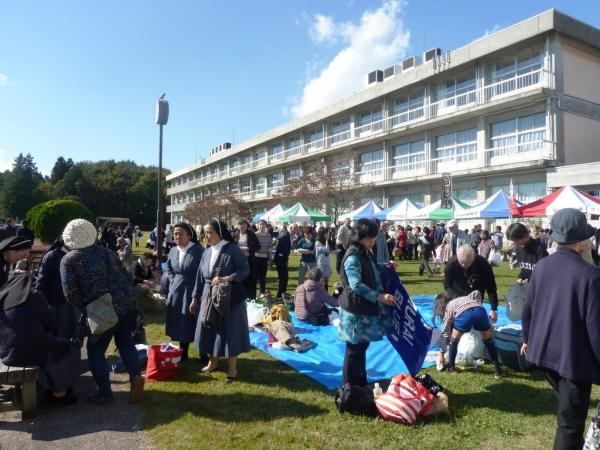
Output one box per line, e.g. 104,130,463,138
455,190,523,219
353,201,383,220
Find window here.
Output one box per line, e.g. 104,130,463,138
228,182,239,195
389,193,425,208
455,189,479,206
287,167,301,179
307,128,324,151
255,176,266,192
229,159,239,174
330,118,351,144
271,143,284,161
357,105,383,136
288,136,302,157
255,151,268,167
360,196,383,206
359,149,384,181
489,45,544,95
490,112,545,158
433,70,476,112
240,179,251,194
241,155,252,170
490,182,546,203
271,173,283,187
391,90,424,126
392,140,425,172
435,128,477,166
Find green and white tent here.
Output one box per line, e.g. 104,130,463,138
276,202,331,223
412,197,471,221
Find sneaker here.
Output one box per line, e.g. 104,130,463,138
86,393,114,405
129,375,145,404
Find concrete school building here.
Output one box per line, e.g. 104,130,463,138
166,9,600,226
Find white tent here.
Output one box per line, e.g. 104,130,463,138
375,199,421,221
339,200,382,221
256,204,287,222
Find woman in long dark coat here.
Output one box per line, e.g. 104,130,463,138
165,223,204,360
190,219,250,383
37,237,80,405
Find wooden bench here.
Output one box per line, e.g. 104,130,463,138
0,362,39,419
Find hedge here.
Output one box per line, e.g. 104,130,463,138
26,199,95,244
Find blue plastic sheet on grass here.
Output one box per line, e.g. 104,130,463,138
249,295,518,390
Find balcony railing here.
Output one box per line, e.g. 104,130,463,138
168,68,554,194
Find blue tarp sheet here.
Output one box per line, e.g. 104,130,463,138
249,295,519,390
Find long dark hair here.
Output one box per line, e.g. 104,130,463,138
316,227,328,245
208,219,234,242
433,293,450,326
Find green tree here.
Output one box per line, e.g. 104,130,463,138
0,153,45,218
50,156,74,183
26,199,95,243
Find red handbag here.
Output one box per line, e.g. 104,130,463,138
146,344,183,382
375,374,435,424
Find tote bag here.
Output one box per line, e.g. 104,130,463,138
146,344,183,382
86,293,118,336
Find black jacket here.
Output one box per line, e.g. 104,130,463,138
131,259,153,284
523,247,600,383
37,247,68,305
0,275,57,367
515,238,548,281
339,244,379,316
444,255,498,310
273,231,291,265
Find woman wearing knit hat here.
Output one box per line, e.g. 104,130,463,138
60,219,144,404
164,222,204,361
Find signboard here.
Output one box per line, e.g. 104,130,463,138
441,172,452,209
381,266,434,375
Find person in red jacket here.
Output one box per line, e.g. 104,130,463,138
395,226,408,260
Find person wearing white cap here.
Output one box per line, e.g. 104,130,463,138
60,219,144,405
522,208,600,449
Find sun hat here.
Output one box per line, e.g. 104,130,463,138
549,208,595,244
62,219,98,250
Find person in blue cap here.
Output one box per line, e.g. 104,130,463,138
522,208,600,450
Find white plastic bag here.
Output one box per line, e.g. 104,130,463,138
456,331,485,365
488,250,503,267
246,300,268,328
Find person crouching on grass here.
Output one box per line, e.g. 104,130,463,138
434,291,503,379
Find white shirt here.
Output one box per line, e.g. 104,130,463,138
209,240,228,273
177,241,194,267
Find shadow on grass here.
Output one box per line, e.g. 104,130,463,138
142,391,328,429
451,379,556,417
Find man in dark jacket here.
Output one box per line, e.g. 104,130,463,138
506,222,548,284
522,208,600,449
444,244,499,322
273,225,292,298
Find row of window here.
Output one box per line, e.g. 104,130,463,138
170,44,546,188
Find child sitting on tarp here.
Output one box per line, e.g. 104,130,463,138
434,291,504,379
294,268,340,326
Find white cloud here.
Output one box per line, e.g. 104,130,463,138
481,24,502,39
290,0,410,118
0,148,14,172
0,73,9,87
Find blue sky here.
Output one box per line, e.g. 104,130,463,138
0,0,599,175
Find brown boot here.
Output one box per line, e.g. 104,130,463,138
129,375,145,404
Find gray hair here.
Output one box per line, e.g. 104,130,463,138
457,244,475,260
306,267,323,282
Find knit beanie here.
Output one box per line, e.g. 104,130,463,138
62,219,98,250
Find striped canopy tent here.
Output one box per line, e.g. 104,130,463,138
374,199,421,221
276,202,331,223
339,200,383,221
454,190,523,219
511,185,600,218
252,204,287,223
412,197,470,221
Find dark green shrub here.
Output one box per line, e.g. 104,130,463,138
26,199,95,244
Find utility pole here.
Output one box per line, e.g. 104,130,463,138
155,93,169,262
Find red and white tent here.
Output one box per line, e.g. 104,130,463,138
511,185,600,217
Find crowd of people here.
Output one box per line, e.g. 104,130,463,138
0,210,599,448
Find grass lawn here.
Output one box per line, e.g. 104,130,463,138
131,240,600,450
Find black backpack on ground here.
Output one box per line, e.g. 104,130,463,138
334,383,379,417
415,374,445,396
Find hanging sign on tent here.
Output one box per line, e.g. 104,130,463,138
441,173,452,209
381,266,434,375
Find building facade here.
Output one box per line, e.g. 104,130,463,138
167,9,600,225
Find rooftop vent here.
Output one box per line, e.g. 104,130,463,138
383,65,399,79
402,55,420,71
424,48,442,62
368,70,384,85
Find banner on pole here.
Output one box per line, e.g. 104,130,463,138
441,173,452,209
381,266,434,375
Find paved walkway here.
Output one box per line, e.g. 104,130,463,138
0,352,151,450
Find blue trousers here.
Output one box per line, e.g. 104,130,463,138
87,310,140,397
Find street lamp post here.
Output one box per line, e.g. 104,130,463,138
155,94,169,263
